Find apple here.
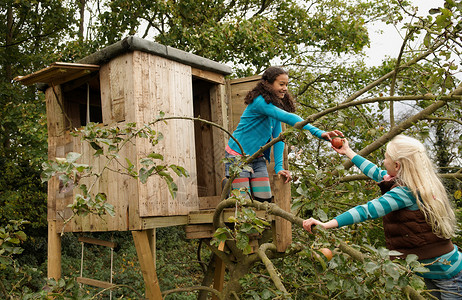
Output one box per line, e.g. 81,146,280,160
319,247,333,261
331,137,343,149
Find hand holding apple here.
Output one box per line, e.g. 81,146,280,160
330,136,344,149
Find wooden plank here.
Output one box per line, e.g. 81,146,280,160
99,63,112,124
132,230,163,300
227,75,261,132
135,52,198,218
199,196,221,210
227,75,261,85
185,224,215,239
272,174,292,252
15,62,100,86
146,229,156,271
76,277,115,289
141,216,189,229
188,209,272,224
45,85,66,137
210,84,226,194
192,67,225,84
212,256,225,300
47,220,62,280
78,237,117,248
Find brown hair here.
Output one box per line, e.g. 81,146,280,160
244,66,296,113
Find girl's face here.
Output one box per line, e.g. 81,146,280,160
271,74,289,99
383,152,400,177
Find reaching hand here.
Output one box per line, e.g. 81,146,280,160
332,138,350,155
322,130,344,141
303,218,323,233
303,218,339,233
277,170,292,183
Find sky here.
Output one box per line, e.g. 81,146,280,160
363,0,445,67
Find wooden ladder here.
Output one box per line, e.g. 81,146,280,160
76,237,117,298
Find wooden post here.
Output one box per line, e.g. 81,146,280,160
212,255,225,300
47,220,62,280
272,174,292,252
132,230,163,300
146,228,156,270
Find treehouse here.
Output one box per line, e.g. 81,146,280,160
15,36,291,299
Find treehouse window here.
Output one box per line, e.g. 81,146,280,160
61,73,103,128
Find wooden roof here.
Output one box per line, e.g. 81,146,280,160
14,62,100,86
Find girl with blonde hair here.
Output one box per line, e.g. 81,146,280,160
303,135,462,299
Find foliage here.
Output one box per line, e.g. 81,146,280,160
236,227,430,299
40,121,189,227
0,0,462,298
213,190,271,255
86,0,391,75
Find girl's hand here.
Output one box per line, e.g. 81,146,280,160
332,138,357,159
277,170,292,183
303,218,339,233
332,138,350,154
322,130,344,141
303,218,323,233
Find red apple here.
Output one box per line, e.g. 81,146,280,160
319,247,333,261
331,137,343,149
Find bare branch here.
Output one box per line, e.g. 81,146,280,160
162,285,222,299
256,243,289,296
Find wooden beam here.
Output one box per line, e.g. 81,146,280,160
132,230,163,300
76,277,115,289
212,255,225,300
14,62,100,86
192,67,225,84
272,174,292,252
78,236,117,248
185,224,215,239
146,229,156,271
141,216,189,229
188,209,272,224
47,220,61,280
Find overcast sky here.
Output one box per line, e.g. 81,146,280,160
364,0,445,67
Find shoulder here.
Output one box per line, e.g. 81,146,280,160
251,95,277,111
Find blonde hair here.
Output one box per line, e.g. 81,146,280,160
386,135,456,239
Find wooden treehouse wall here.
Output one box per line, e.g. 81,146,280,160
46,50,227,233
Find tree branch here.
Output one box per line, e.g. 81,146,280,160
162,285,222,299
425,116,462,126
341,37,448,103
256,243,290,296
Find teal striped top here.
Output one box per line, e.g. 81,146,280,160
334,154,462,279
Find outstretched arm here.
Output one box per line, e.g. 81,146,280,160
303,218,338,233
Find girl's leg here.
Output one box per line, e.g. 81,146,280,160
224,153,251,199
425,271,462,300
231,177,251,199
249,157,272,201
424,278,442,299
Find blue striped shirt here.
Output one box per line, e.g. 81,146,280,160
335,155,462,279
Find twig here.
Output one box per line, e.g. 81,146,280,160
161,285,222,299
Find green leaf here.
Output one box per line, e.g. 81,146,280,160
66,152,81,163
384,263,400,280
364,261,379,273
316,208,328,222
148,153,164,160
236,232,249,250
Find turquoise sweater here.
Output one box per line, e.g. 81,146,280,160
335,154,462,279
227,95,326,173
